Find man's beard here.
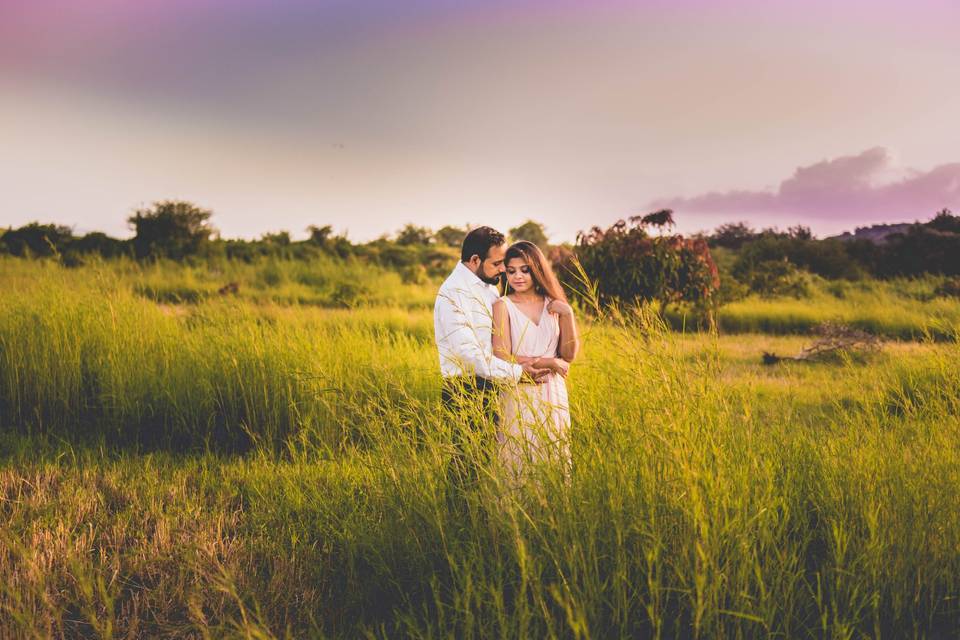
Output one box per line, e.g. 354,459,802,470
479,271,503,287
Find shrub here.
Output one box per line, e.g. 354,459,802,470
934,277,960,298
927,208,960,233
434,225,467,247
395,224,433,246
735,259,811,298
0,223,73,257
128,201,216,260
572,216,719,312
330,282,368,308
509,220,549,248
257,261,287,288
879,226,960,277
375,243,420,269
714,274,750,305
733,234,863,281
401,264,428,285
709,221,758,249
133,282,208,304
72,232,129,258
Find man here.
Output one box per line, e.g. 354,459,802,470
434,226,548,485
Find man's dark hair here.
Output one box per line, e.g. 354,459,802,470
460,226,505,263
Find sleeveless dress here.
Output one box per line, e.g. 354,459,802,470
498,296,571,481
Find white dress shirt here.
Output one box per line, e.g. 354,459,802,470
434,262,523,382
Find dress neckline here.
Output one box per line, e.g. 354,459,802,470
506,295,548,328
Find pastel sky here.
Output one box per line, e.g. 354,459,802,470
2,0,959,242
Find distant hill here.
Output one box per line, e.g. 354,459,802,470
829,222,915,245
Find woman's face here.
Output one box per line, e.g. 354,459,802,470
505,257,534,293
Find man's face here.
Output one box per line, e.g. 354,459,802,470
469,243,506,285
482,243,507,280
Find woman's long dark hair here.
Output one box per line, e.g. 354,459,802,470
503,241,568,303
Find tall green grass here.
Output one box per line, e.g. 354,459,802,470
0,255,438,309
0,261,437,450
706,277,960,340
2,260,960,637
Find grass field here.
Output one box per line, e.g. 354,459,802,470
2,258,960,637
712,278,960,340
660,276,960,341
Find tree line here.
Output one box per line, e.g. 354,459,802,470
4,201,959,314
0,202,559,287
708,209,960,301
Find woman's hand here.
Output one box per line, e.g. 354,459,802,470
551,358,570,378
547,300,573,317
520,361,551,384
533,356,570,378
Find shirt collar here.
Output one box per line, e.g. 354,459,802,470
454,261,491,289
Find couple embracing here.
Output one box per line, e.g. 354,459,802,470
433,226,580,483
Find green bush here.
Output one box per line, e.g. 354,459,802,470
735,259,812,298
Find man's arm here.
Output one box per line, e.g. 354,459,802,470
435,291,522,382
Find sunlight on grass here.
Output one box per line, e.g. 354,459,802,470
2,259,960,637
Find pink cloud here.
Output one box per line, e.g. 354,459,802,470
651,148,960,226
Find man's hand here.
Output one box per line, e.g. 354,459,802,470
521,361,550,384
547,300,573,317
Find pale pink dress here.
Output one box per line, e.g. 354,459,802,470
498,296,571,480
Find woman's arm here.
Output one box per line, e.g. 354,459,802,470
492,299,512,362
549,300,580,362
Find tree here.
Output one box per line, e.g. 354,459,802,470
633,208,675,233
710,222,757,249
732,234,862,281
128,201,216,259
509,220,548,248
72,232,129,258
307,225,333,245
927,209,960,233
434,225,467,247
261,231,291,246
879,225,960,276
396,223,433,246
0,222,73,257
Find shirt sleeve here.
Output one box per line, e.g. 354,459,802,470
435,289,523,382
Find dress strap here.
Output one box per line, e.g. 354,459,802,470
503,296,530,326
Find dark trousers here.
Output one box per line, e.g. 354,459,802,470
441,376,498,492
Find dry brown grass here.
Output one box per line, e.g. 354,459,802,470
0,461,274,638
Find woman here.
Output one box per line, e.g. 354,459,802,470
492,241,580,482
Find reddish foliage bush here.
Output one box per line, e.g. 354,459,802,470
568,216,719,312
